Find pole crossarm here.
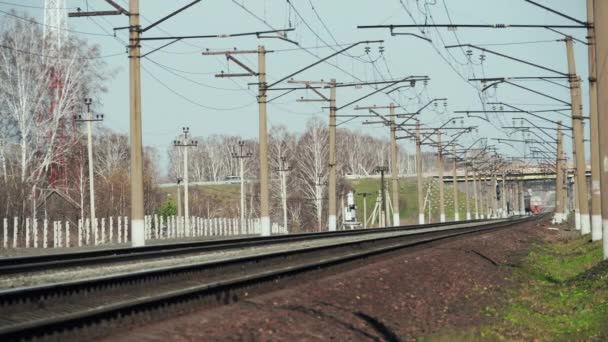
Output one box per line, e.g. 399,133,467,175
141,28,294,41
445,44,568,76
265,40,383,89
69,0,129,17
480,80,571,106
523,0,588,26
357,24,587,30
487,102,572,128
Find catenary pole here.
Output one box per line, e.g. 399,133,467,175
452,145,459,221
473,162,479,219
258,46,271,236
566,37,591,235
587,0,603,241
390,104,400,226
416,122,425,224
555,123,565,222
438,132,445,222
129,0,145,246
328,79,337,231
593,0,608,259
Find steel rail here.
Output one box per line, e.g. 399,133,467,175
0,218,497,275
0,214,545,340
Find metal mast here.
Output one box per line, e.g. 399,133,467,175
44,0,68,54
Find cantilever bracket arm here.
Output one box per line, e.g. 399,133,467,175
445,44,568,76
266,40,383,89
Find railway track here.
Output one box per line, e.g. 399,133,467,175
0,218,499,275
0,215,543,341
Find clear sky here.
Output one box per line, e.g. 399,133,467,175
1,0,590,173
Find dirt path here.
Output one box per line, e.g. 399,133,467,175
107,218,561,341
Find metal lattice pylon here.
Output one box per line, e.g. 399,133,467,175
43,0,67,56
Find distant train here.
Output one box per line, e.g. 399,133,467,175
524,194,543,214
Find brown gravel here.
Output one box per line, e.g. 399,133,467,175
106,218,562,341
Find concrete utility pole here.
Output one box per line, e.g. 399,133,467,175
389,104,400,226
375,166,389,227
232,141,252,233
593,0,608,259
555,124,565,222
565,37,591,235
275,156,292,233
416,122,425,224
437,132,446,222
358,192,372,228
327,79,338,231
472,163,479,219
492,173,498,218
501,172,507,218
587,0,603,241
257,46,271,236
75,98,103,230
176,177,182,217
129,0,145,247
464,164,471,220
519,181,525,216
173,127,197,236
68,0,210,246
452,144,459,221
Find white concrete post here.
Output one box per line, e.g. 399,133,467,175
117,216,122,243
58,222,63,248
3,218,7,249
33,220,38,248
109,216,114,243
78,219,83,247
66,221,70,248
93,218,98,246
85,218,90,245
43,219,48,248
160,215,164,238
25,218,30,248
52,222,56,248
124,216,129,242
101,218,106,244
154,214,159,239
12,217,17,248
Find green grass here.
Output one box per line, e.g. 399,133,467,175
488,237,608,341
428,237,608,341
350,177,474,225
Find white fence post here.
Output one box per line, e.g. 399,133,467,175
78,219,83,247
159,216,164,239
85,218,90,245
66,221,70,248
101,218,106,244
109,217,114,243
43,219,48,248
33,220,38,248
124,216,128,243
3,218,7,249
154,214,159,240
53,222,57,248
58,222,63,248
117,216,122,244
25,218,30,248
12,217,17,248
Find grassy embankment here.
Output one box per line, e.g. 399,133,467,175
430,235,608,341
349,177,472,225
485,237,608,340
157,177,473,225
